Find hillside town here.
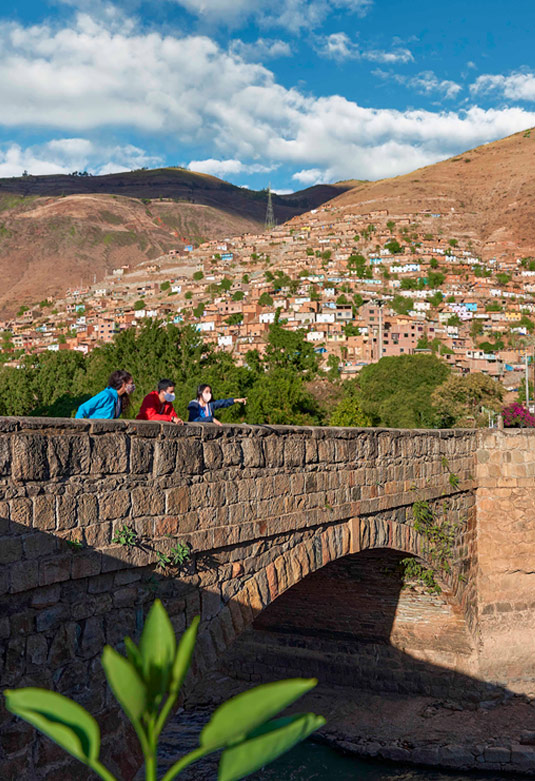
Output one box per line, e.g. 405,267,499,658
2,199,535,397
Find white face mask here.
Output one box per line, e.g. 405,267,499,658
202,392,212,403
164,392,175,402
126,383,135,394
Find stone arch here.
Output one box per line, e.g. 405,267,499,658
195,516,443,681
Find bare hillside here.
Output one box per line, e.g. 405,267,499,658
331,129,535,258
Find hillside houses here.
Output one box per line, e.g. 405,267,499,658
2,199,535,392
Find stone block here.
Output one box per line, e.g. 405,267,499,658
22,533,57,560
0,435,10,476
47,435,91,477
12,434,49,481
56,494,78,530
10,560,39,593
0,536,22,564
166,486,189,514
33,494,56,531
77,494,98,526
204,441,224,469
131,487,165,517
242,438,265,468
130,439,154,473
72,553,102,580
39,555,72,586
98,491,131,521
91,435,128,473
10,497,32,529
31,584,61,609
26,634,49,666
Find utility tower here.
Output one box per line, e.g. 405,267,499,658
264,183,276,232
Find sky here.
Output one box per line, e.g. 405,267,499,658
1,0,535,192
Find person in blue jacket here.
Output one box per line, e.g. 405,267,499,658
188,384,246,426
76,370,135,419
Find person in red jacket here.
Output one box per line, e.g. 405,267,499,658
136,379,184,424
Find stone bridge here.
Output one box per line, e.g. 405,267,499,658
0,417,534,778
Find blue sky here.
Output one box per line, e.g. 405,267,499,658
1,0,535,191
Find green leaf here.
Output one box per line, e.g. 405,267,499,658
124,636,144,678
170,616,199,695
101,646,147,727
139,599,176,696
218,713,326,781
4,688,100,764
201,678,318,750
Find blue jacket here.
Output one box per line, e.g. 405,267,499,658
187,398,234,422
75,387,121,419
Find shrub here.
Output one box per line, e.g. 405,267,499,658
502,403,535,428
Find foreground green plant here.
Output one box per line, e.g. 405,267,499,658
4,600,324,781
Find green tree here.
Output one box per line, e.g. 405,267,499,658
193,271,204,281
329,394,372,427
343,323,360,337
225,313,243,325
134,300,146,311
495,272,511,286
193,303,205,319
246,369,322,425
258,292,274,307
432,373,504,427
429,257,439,269
263,322,319,379
160,281,171,291
232,291,244,301
356,354,450,428
428,271,445,288
384,239,403,255
219,278,232,292
391,295,413,315
386,220,396,234
447,315,462,326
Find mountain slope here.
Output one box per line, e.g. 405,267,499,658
330,128,535,257
0,170,357,315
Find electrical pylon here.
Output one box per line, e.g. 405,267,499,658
264,183,276,231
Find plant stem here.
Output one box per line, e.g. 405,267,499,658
89,759,119,781
160,747,211,781
145,750,157,781
154,693,177,740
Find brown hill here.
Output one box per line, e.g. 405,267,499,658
329,128,535,257
0,169,357,316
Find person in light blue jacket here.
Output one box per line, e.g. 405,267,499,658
76,370,135,419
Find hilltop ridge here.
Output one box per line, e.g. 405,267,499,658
0,170,357,315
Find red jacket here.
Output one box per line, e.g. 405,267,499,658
136,391,178,422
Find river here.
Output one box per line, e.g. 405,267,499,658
253,741,509,780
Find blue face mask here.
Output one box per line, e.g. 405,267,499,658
164,392,175,402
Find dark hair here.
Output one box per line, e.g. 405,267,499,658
107,369,133,413
196,383,212,400
158,379,175,392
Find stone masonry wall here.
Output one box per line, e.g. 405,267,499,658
0,417,477,779
476,429,535,695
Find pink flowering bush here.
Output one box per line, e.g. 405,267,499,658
502,403,535,428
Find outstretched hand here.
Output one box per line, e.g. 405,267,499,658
235,397,247,404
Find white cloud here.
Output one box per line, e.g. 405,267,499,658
187,158,275,177
169,0,372,31
292,168,324,185
470,71,535,102
230,38,292,61
0,138,161,177
374,69,462,99
1,16,535,185
317,32,413,63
